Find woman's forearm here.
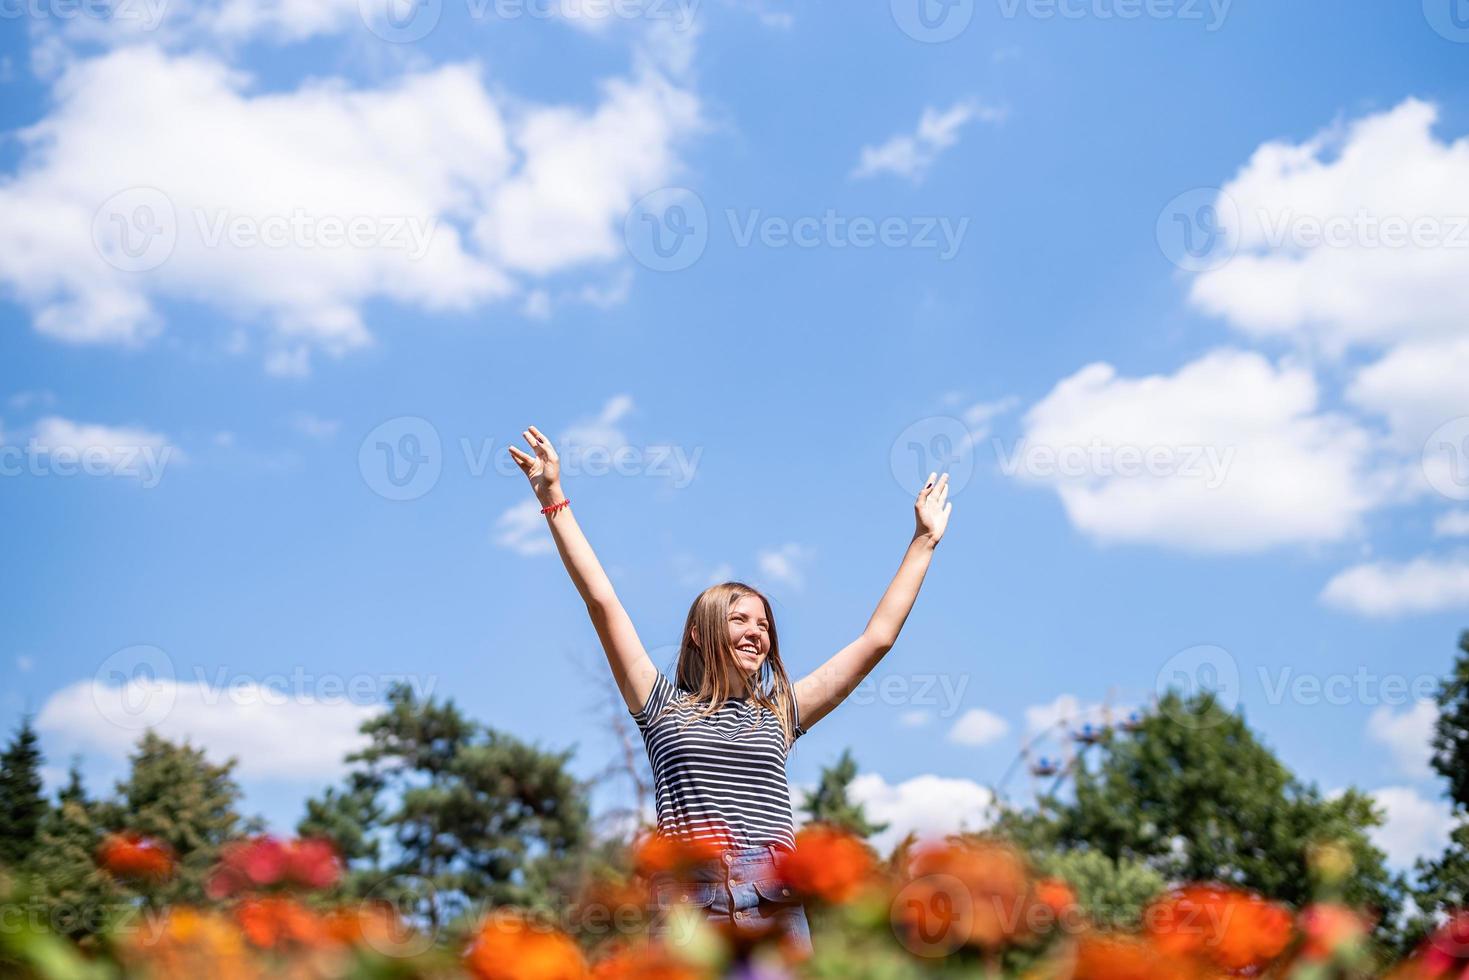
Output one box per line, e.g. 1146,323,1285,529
535,483,618,608
863,531,939,649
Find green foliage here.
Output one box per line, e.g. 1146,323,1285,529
301,682,593,928
1017,691,1402,927
1029,849,1166,929
0,716,48,869
106,731,256,904
1407,629,1469,947
800,748,889,840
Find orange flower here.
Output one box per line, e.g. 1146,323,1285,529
1071,933,1211,980
895,838,1034,952
591,942,708,979
632,831,724,878
235,895,333,950
1033,877,1080,932
117,906,259,980
1299,903,1371,961
465,909,588,980
1145,884,1292,973
97,831,175,883
776,824,875,903
322,901,416,953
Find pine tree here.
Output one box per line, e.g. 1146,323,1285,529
799,748,889,839
0,715,47,869
305,682,592,927
26,760,127,940
110,731,251,904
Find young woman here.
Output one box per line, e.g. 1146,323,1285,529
508,424,951,956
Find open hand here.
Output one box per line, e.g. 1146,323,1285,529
507,425,561,498
916,471,952,543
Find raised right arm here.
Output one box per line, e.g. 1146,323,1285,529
508,425,658,714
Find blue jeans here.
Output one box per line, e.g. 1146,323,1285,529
647,843,812,958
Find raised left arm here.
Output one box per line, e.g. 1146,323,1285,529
793,472,951,730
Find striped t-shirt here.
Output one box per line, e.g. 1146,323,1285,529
631,670,806,852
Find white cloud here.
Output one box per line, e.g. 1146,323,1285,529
1189,99,1469,355
0,44,698,372
1435,511,1469,538
25,416,181,485
1007,349,1378,553
560,395,635,454
1367,785,1453,869
1367,701,1438,777
288,412,340,440
757,543,814,589
1321,555,1469,617
1023,694,1098,733
852,100,1004,183
494,498,557,557
947,707,1009,746
848,771,994,856
898,709,931,727
1346,337,1469,451
36,678,376,780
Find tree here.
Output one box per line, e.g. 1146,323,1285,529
800,748,889,840
1009,691,1401,925
0,716,47,869
107,731,254,904
24,760,126,940
1030,849,1166,929
1409,630,1469,944
300,683,592,928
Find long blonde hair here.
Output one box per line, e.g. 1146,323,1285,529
654,582,800,748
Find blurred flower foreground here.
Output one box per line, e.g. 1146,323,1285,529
3,825,1467,980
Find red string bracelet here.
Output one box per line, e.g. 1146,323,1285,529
540,498,570,516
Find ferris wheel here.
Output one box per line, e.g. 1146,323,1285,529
992,690,1156,808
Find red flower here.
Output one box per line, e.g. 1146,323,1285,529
207,835,342,898
1299,903,1371,962
97,832,175,883
1421,911,1469,977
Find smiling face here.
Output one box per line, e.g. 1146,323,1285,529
725,593,771,676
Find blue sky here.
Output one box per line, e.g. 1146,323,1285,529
3,0,1469,871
